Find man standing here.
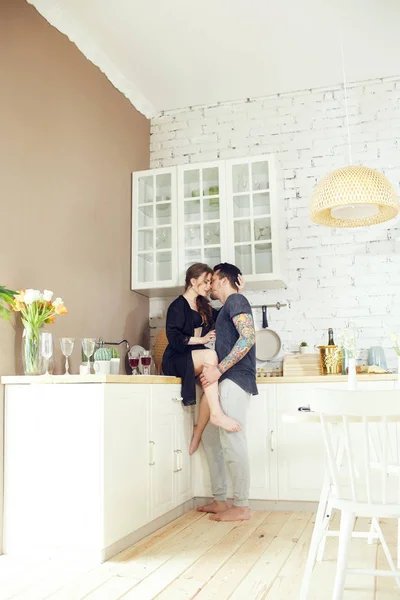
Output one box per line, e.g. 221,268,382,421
198,263,257,521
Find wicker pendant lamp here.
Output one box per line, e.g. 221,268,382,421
310,46,400,228
310,165,400,228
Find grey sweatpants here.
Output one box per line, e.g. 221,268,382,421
202,378,251,507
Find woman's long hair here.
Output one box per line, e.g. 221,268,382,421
185,263,214,329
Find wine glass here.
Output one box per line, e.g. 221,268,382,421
60,337,75,375
81,338,96,374
128,348,140,375
40,332,53,376
140,350,152,376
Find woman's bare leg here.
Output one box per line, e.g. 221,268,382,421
189,393,209,455
189,349,241,455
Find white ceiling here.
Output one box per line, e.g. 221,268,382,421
29,0,400,118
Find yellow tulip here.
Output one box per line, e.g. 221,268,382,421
55,304,68,315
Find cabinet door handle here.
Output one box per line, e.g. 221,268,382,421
172,397,183,403
177,449,183,471
174,449,183,472
149,441,155,466
173,449,180,472
270,430,276,452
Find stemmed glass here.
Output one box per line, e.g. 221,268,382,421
128,348,140,375
82,338,96,374
60,337,75,375
40,332,53,376
140,350,152,376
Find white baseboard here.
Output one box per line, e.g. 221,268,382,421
193,497,318,512
102,498,195,562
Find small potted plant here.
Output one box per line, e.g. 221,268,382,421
299,341,309,354
92,347,112,374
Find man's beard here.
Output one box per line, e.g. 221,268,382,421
210,291,218,301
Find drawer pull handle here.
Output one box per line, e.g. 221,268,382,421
270,430,275,452
174,449,183,472
149,440,155,466
172,397,183,403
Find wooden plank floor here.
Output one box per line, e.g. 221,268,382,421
0,510,399,599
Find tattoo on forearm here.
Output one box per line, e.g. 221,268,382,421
218,313,255,374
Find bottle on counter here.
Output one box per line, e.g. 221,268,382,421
328,328,335,345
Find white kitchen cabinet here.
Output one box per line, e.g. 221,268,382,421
2,381,193,563
174,405,193,506
274,380,396,502
131,167,178,293
149,385,193,519
247,388,278,499
103,385,151,545
131,155,286,295
177,162,228,277
225,155,286,288
275,384,327,501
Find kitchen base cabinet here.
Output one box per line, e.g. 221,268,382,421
150,385,193,519
248,388,278,499
103,385,151,545
2,376,396,563
275,384,326,501
174,406,193,506
3,382,193,564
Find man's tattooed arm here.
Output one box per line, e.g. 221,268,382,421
217,313,256,374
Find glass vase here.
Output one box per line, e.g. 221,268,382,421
347,357,357,390
22,326,41,375
397,355,400,389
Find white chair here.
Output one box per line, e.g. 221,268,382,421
299,388,400,600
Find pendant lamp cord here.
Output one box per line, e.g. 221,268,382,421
341,38,353,164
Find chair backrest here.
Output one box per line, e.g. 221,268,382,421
312,388,400,509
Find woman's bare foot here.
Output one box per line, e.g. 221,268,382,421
210,413,242,432
197,500,228,513
189,426,201,455
210,506,251,521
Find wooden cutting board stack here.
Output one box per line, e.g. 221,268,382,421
283,353,322,377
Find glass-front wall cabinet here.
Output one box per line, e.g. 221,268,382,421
226,157,274,278
178,162,227,278
131,155,284,294
132,168,177,289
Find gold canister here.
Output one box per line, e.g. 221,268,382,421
318,345,343,375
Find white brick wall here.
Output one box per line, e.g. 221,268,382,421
149,77,400,370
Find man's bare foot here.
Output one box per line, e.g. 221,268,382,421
210,506,251,521
197,500,229,513
210,413,241,432
189,427,201,456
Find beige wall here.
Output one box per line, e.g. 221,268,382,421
0,0,150,551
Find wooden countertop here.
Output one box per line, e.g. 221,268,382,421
1,374,396,385
257,374,396,384
1,375,181,385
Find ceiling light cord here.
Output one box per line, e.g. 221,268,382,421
341,38,353,165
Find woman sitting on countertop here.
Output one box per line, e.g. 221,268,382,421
162,263,241,455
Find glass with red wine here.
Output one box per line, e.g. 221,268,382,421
128,348,140,375
140,350,152,375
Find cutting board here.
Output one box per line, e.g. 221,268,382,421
283,353,322,377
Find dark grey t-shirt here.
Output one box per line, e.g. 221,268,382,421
215,293,258,396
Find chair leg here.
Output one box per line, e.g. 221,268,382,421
368,517,378,545
372,518,400,588
299,515,326,600
317,502,332,561
332,510,355,600
398,518,400,570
